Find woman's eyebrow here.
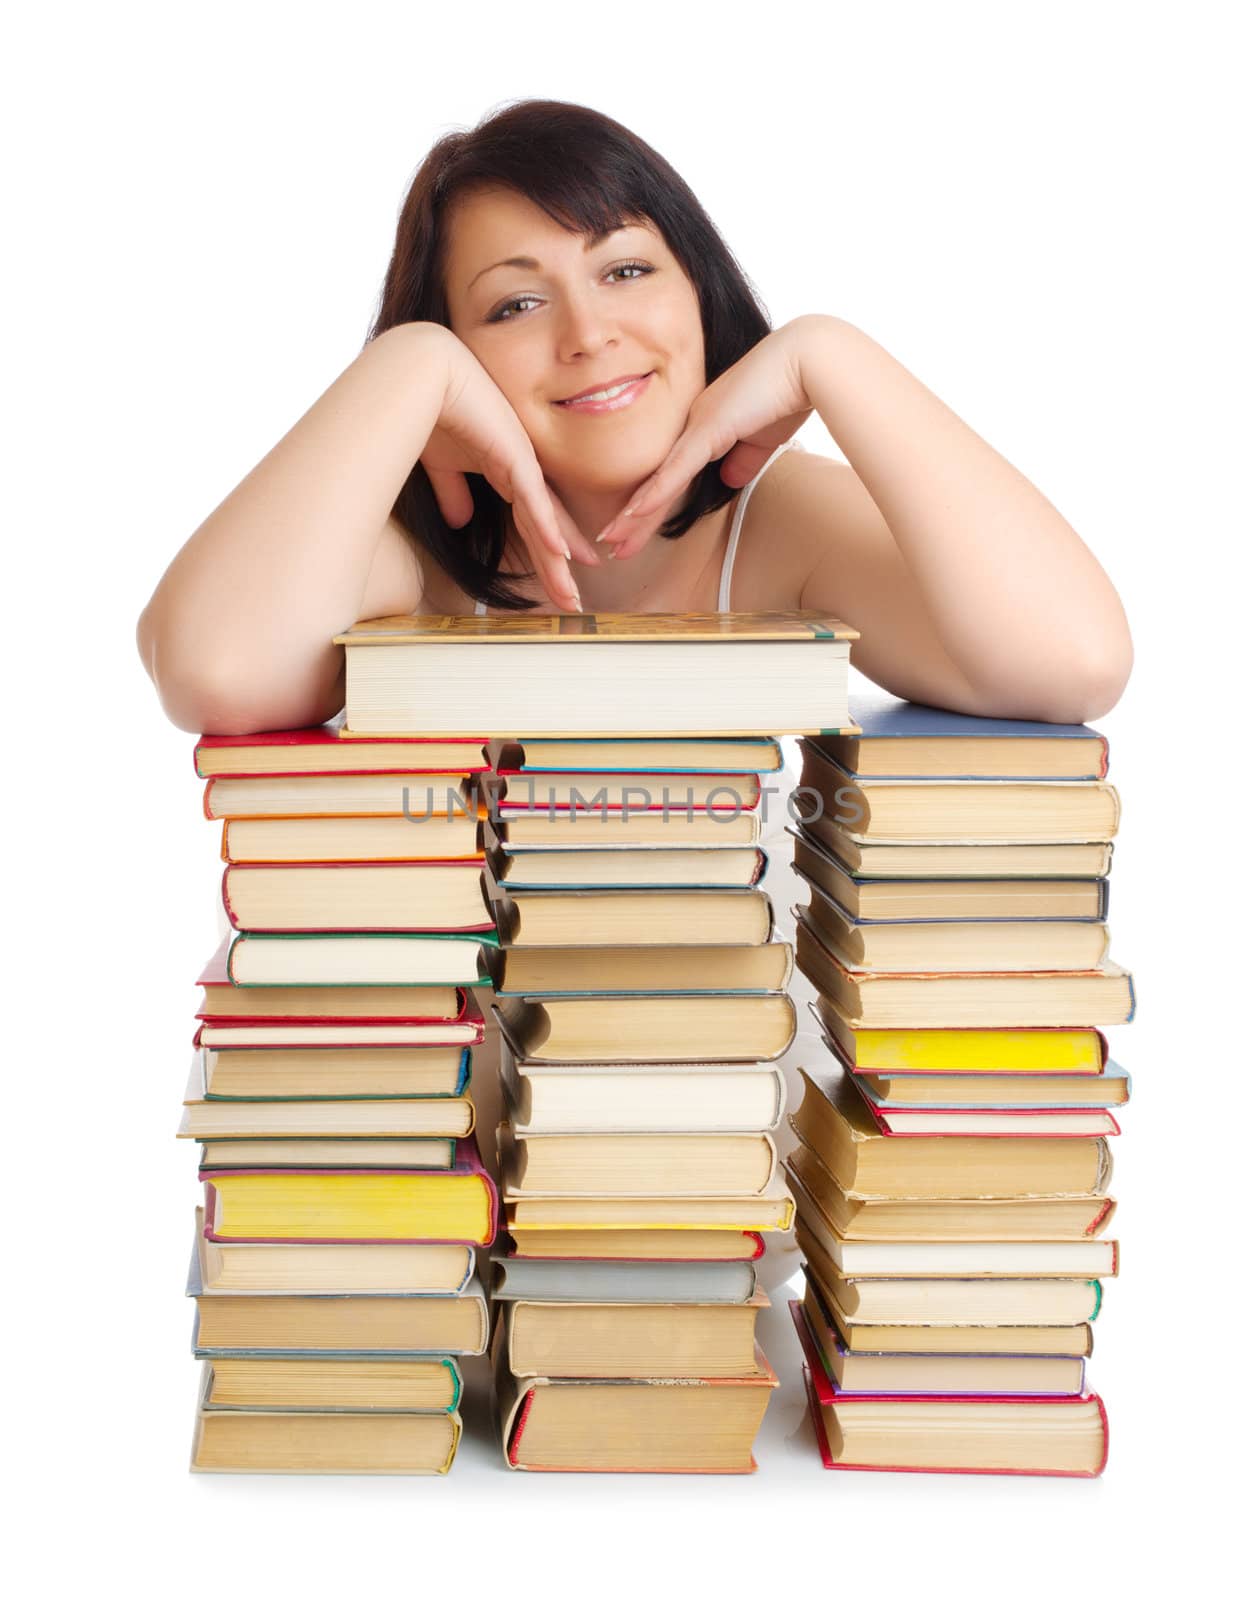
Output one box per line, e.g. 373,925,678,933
466,224,643,292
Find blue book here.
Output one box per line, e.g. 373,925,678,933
814,694,1109,780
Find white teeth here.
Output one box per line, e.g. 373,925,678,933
563,378,640,404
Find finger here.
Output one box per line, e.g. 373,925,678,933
426,467,476,529
548,492,603,568
513,502,582,612
597,427,723,556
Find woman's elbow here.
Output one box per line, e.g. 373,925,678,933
1048,634,1134,725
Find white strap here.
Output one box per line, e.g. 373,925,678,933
718,438,802,611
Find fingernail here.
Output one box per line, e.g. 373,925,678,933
562,544,572,560
594,528,611,544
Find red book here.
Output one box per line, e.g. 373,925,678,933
194,719,489,778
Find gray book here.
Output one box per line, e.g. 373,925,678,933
489,1254,757,1304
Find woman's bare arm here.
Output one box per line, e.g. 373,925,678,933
794,316,1133,723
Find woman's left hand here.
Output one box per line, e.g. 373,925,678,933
594,316,823,560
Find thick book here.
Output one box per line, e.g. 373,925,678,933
488,936,792,997
787,1143,1116,1241
203,772,477,821
503,1290,769,1378
201,1137,496,1244
490,1255,758,1304
200,1042,470,1100
812,696,1109,780
802,1366,1107,1476
796,865,1110,973
790,826,1109,923
810,997,1107,1076
798,741,1120,843
221,861,493,934
797,1221,1104,1327
786,1169,1119,1277
501,1054,786,1135
500,1128,779,1197
494,991,797,1064
494,886,774,948
202,1356,462,1412
499,1350,777,1473
187,1251,490,1355
799,818,1114,880
195,717,488,778
790,1068,1113,1200
795,909,1136,1028
193,1207,474,1294
504,1229,765,1262
222,929,497,988
334,610,858,737
190,1370,462,1475
221,810,485,864
793,1290,1085,1397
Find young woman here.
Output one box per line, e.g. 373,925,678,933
137,98,1132,735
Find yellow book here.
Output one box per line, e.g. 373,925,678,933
203,1146,494,1244
810,996,1107,1075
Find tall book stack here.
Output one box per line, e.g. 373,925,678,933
483,736,795,1473
180,722,500,1474
329,606,860,1471
785,698,1132,1478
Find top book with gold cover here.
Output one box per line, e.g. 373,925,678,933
333,610,858,738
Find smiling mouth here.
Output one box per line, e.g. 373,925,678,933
553,373,653,411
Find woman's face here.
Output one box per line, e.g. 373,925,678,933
443,185,707,493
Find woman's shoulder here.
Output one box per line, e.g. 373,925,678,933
734,443,870,608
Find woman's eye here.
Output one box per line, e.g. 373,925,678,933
488,261,655,323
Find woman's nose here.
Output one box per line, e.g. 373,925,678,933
557,290,618,361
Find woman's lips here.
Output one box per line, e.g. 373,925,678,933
553,372,653,414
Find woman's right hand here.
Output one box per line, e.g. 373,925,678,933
416,323,601,612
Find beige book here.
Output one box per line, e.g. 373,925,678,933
504,1227,766,1261
786,1144,1117,1241
497,887,772,947
222,811,482,862
500,1127,777,1197
806,1378,1106,1474
795,909,1135,1029
498,1348,776,1472
191,1285,489,1355
790,826,1107,920
791,1069,1113,1201
488,938,793,995
504,1290,769,1378
490,844,766,888
489,736,784,772
486,769,761,809
204,1357,459,1411
493,808,762,847
800,815,1113,880
505,1173,794,1233
205,772,473,820
196,1214,472,1295
503,1055,785,1135
798,742,1120,842
202,1044,468,1100
494,991,797,1064
222,862,490,932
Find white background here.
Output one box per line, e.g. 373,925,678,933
6,1,1252,1593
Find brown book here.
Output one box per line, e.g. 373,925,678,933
786,1144,1116,1241
791,1068,1113,1201
503,1290,769,1378
798,816,1113,879
795,909,1135,1029
798,739,1120,842
499,1349,777,1472
203,1356,460,1411
495,991,797,1064
190,1283,489,1356
488,938,793,996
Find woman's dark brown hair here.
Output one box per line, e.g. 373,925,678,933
369,98,773,610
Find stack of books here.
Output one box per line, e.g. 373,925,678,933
483,736,796,1473
180,721,500,1474
785,698,1132,1478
